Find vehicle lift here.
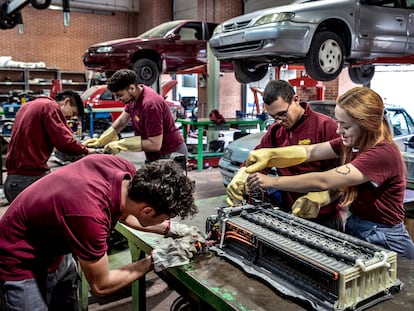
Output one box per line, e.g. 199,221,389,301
0,0,70,33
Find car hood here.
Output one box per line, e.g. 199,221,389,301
161,80,178,97
89,37,163,47
225,132,265,163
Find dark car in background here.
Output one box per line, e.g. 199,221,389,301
219,101,414,186
83,20,218,86
209,0,414,85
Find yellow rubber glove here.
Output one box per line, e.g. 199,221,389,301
226,167,248,206
103,136,142,154
245,145,307,173
291,190,334,219
83,127,119,148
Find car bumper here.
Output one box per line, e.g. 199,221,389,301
209,22,315,60
82,52,131,71
218,157,241,187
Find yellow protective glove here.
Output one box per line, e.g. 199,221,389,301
83,127,119,148
291,190,334,219
103,136,142,154
245,145,307,173
226,167,248,206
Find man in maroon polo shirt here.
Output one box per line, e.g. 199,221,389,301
227,80,342,230
4,91,95,203
0,155,199,310
84,69,187,165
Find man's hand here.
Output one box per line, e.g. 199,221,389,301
165,221,206,243
83,127,119,148
151,237,197,272
245,146,307,173
291,190,334,218
226,167,248,206
103,136,142,154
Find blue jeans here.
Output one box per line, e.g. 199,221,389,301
3,254,79,311
346,215,414,259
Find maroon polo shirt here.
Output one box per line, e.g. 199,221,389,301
0,154,136,281
6,96,88,176
125,85,183,161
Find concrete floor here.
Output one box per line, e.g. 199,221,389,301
0,151,227,311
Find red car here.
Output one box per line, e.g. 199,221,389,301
82,20,219,86
81,81,184,134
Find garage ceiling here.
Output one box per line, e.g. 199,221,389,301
51,0,139,12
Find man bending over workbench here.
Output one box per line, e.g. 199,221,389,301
0,155,202,310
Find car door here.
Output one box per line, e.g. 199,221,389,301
406,0,414,53
164,22,207,71
358,0,409,54
387,108,414,151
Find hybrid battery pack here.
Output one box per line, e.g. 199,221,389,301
205,204,401,311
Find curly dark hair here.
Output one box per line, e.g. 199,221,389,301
128,160,197,219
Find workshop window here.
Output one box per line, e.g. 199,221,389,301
182,74,197,88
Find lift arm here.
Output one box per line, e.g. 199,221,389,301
0,0,70,31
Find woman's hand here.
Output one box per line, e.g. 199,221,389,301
247,172,277,191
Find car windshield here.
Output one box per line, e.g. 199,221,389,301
138,21,182,39
81,86,100,100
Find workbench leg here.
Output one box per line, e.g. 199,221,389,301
181,124,188,144
79,266,89,311
128,241,146,311
197,125,204,171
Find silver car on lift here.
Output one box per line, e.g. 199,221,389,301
218,101,414,186
209,0,414,85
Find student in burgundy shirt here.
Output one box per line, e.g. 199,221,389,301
245,87,414,259
85,69,187,164
4,91,95,203
0,155,198,310
227,80,342,231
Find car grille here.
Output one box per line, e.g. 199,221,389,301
223,20,251,32
215,40,263,53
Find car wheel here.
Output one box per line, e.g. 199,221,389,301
30,0,52,10
132,58,159,86
233,60,268,84
170,296,194,311
305,31,345,81
348,65,375,85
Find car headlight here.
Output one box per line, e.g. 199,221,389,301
213,24,223,35
222,148,233,160
96,46,114,53
253,12,295,26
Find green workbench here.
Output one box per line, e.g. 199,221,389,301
177,118,266,170
114,223,414,311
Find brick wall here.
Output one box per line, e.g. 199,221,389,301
0,7,139,72
198,0,244,23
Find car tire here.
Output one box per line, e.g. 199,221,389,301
170,296,194,311
233,60,268,84
132,58,159,86
30,0,52,10
305,31,345,81
348,65,375,85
